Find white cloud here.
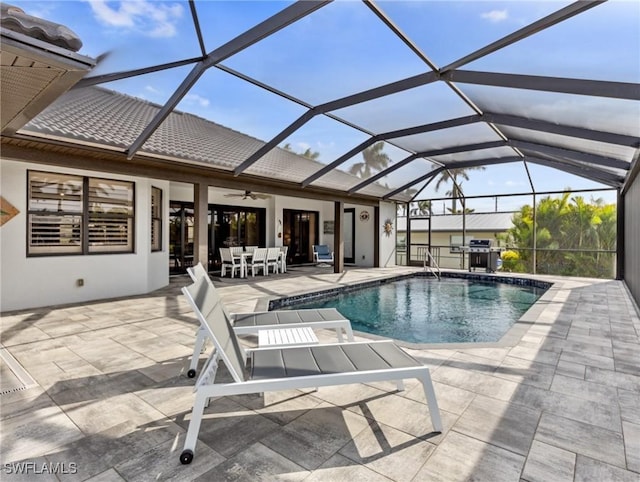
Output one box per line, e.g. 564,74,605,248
481,9,508,23
145,85,161,95
184,94,210,108
87,1,183,38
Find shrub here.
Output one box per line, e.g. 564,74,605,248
500,250,520,272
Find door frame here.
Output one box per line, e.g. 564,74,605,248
283,209,319,265
344,208,356,264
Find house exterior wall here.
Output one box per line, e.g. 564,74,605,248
349,205,375,267
379,201,397,267
165,186,377,267
398,230,505,269
624,174,640,310
0,159,169,311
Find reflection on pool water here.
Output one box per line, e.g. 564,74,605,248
285,277,546,344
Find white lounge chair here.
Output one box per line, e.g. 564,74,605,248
186,263,354,378
178,275,442,464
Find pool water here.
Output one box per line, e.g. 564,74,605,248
286,277,545,344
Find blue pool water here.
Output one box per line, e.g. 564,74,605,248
285,277,545,344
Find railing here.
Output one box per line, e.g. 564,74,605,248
501,247,616,279
401,244,616,279
416,246,441,280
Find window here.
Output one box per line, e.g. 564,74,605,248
28,171,134,255
151,186,162,252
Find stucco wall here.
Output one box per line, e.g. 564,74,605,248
624,173,640,309
379,201,397,267
0,159,169,311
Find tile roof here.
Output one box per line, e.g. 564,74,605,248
1,3,82,51
21,86,393,199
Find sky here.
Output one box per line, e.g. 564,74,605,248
10,0,640,212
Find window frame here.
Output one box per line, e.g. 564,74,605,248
151,186,163,252
27,170,135,256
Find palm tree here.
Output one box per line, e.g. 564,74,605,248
410,200,432,216
434,167,485,213
282,143,320,160
349,142,390,179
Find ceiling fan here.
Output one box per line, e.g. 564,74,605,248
223,190,271,200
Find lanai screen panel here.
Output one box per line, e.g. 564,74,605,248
376,1,571,68
11,0,640,203
465,1,640,82
498,126,637,165
429,146,516,165
435,162,533,198
356,157,441,195
462,85,640,138
178,68,309,144
394,122,504,155
195,1,296,52
244,115,370,184
331,82,474,135
337,142,428,190
527,164,615,193
222,1,428,106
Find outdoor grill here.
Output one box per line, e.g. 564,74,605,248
466,239,502,272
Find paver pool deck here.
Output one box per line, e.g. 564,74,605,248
1,266,639,481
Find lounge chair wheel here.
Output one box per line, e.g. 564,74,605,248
187,369,196,378
180,449,194,465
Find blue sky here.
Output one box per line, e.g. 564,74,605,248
12,0,639,211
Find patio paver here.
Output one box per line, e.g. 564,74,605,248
1,266,639,481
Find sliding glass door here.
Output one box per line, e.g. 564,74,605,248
283,209,318,265
169,201,265,273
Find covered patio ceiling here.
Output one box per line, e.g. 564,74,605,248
8,0,640,203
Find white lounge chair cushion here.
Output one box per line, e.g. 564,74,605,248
251,342,420,380
233,308,346,327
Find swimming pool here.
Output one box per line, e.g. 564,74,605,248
281,277,546,344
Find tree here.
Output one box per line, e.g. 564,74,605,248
349,142,390,179
501,192,616,278
283,143,320,160
410,201,432,216
434,167,485,213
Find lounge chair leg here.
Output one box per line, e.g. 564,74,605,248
395,380,405,391
189,328,207,377
420,371,443,433
335,328,344,343
345,325,355,342
182,391,209,463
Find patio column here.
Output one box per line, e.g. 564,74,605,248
334,201,344,273
374,206,380,267
193,182,209,268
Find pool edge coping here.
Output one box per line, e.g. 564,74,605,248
260,270,589,350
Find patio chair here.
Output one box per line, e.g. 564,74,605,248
186,263,354,377
313,244,334,266
246,247,267,277
230,246,244,258
279,245,289,273
266,247,281,274
178,275,442,464
219,247,241,278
